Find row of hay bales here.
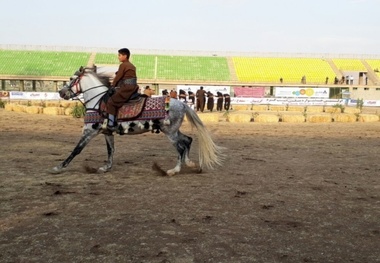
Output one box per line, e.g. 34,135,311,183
3,100,380,123
198,112,380,123
4,101,79,116
197,104,379,123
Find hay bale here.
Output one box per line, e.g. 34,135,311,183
306,106,324,113
4,103,13,111
306,114,332,123
60,101,79,108
30,101,45,107
344,107,361,114
358,114,379,122
25,106,42,114
12,105,26,113
45,101,60,107
254,114,279,123
333,113,357,122
228,113,252,123
43,107,65,115
324,106,342,113
281,114,305,123
232,105,249,111
251,105,268,111
196,113,220,123
64,107,73,116
269,105,286,112
287,106,305,112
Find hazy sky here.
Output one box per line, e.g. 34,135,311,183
1,0,379,54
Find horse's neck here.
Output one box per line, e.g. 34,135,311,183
82,74,108,110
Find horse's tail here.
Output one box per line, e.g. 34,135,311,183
184,105,225,170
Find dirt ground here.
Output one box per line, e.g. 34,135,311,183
0,109,379,263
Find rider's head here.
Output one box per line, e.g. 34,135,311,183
118,48,130,62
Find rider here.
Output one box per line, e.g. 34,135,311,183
104,48,138,131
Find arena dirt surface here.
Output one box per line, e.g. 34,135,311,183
0,109,379,263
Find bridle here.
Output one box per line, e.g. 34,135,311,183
63,67,108,109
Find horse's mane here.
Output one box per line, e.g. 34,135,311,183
85,68,112,88
95,73,112,88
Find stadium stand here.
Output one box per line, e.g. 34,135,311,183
232,57,337,84
365,59,380,78
155,55,230,81
0,50,91,76
95,53,230,81
332,59,366,71
1,47,380,88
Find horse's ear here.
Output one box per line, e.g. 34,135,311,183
93,64,97,73
79,66,84,72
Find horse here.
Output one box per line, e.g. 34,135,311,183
52,66,224,175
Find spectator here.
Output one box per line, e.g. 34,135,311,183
196,86,206,112
178,89,187,101
301,75,306,84
206,91,214,112
170,89,177,99
325,77,329,85
188,91,195,104
216,91,223,111
224,93,231,111
143,85,154,97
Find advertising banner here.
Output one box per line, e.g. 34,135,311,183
275,87,329,98
9,91,61,100
234,87,265,98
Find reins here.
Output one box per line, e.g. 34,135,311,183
67,72,108,111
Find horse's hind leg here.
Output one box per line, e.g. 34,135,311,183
167,132,194,176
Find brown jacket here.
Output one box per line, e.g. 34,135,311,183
112,60,136,87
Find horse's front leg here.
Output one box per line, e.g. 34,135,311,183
51,127,99,174
98,134,115,173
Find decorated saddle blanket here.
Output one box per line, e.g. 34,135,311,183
117,96,166,120
85,96,167,124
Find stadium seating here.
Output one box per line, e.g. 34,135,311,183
332,59,366,71
365,59,380,78
155,55,230,81
95,53,156,79
233,57,337,84
1,49,380,85
0,50,90,76
95,53,230,81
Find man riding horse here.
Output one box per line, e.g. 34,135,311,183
104,48,138,132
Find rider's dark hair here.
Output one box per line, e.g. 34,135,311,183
118,48,130,59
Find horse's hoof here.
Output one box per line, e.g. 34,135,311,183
166,169,177,176
186,161,196,168
49,167,62,174
98,166,109,173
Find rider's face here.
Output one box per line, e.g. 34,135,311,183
118,53,127,62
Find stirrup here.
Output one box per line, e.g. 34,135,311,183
102,119,108,130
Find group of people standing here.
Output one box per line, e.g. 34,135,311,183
195,87,231,112
162,86,230,112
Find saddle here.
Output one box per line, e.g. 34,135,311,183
87,91,167,124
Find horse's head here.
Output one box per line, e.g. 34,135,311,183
59,66,86,100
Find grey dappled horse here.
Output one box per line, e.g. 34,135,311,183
52,67,224,175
